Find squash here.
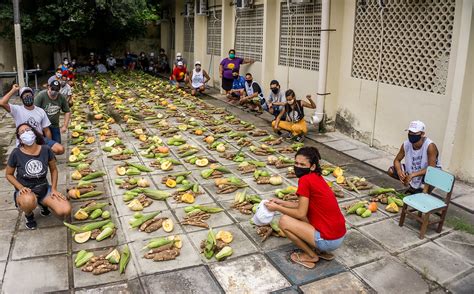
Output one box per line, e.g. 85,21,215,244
68,189,80,199
368,202,378,212
86,136,95,144
133,128,144,135
74,231,91,244
216,144,226,153
204,136,215,144
181,193,195,204
216,231,233,244
194,129,203,135
71,147,81,156
161,161,173,171
166,178,177,188
138,134,147,142
94,113,103,120
116,166,126,176
167,235,182,248
157,146,169,154
72,131,80,138
71,170,82,180
68,155,78,163
162,219,174,232
195,158,209,167
333,167,344,177
336,176,345,184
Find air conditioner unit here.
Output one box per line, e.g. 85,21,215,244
195,0,208,16
289,0,313,5
235,0,254,10
184,1,194,18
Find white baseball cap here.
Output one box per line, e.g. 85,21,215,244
19,87,33,97
176,52,182,57
406,120,425,133
252,200,275,226
195,61,201,66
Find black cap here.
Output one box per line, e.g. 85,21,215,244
50,80,61,91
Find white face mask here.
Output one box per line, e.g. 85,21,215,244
64,60,69,65
56,73,62,78
20,130,36,146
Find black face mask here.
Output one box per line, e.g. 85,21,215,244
408,134,422,144
246,80,252,85
294,166,311,178
233,75,238,80
22,95,34,107
271,88,279,94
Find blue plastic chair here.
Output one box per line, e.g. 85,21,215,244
399,166,455,239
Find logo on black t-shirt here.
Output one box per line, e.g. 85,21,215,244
25,159,44,177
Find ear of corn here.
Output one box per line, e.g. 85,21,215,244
119,245,130,274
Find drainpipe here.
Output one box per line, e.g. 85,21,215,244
13,0,25,87
312,0,330,127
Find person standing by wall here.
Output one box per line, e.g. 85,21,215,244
220,49,254,95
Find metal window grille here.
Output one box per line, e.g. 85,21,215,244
184,18,195,53
235,5,264,62
207,9,222,56
351,0,455,94
279,2,322,71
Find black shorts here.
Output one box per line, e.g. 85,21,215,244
222,78,233,91
14,183,51,207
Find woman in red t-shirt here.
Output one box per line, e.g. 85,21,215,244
265,147,346,269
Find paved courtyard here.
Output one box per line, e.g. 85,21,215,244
0,77,473,294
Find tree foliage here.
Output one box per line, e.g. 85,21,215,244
0,0,160,44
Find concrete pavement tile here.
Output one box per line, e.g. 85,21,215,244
344,163,385,178
300,271,371,294
0,210,19,233
210,254,291,293
0,196,17,211
3,255,69,292
0,234,12,262
0,261,5,282
446,271,474,294
306,133,341,143
119,210,182,243
240,219,292,251
11,226,67,260
324,140,359,152
174,204,234,233
354,256,430,294
364,157,393,173
399,242,471,284
75,278,143,294
73,245,138,288
187,224,258,263
345,148,386,162
270,285,300,294
334,229,388,268
140,266,222,294
267,244,346,285
130,235,202,276
359,219,427,253
18,210,64,229
435,231,474,264
394,214,453,239
451,194,474,213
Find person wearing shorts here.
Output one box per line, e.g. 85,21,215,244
188,61,210,96
265,147,346,269
220,49,253,94
6,123,71,229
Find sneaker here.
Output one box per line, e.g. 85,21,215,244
25,213,37,230
294,135,305,142
276,130,283,136
40,204,51,216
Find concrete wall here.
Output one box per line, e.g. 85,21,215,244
0,38,17,92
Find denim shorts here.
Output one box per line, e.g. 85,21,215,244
13,184,51,207
315,231,345,252
49,126,61,143
43,136,58,148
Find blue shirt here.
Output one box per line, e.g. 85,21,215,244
232,76,245,90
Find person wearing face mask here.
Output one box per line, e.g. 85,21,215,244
106,55,117,72
240,73,264,113
188,61,210,96
226,69,246,101
265,147,346,269
58,57,69,72
388,121,441,194
34,80,71,149
0,85,58,149
158,48,170,73
47,69,62,86
272,89,316,142
173,52,187,69
170,61,188,88
59,76,73,107
220,49,254,95
263,80,286,119
6,123,71,229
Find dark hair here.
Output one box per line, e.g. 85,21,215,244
16,123,45,146
295,147,322,175
229,49,235,54
232,69,239,74
56,68,62,72
270,80,279,86
285,89,295,98
245,73,252,77
160,48,165,52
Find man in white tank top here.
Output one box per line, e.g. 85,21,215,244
188,61,210,96
388,121,441,194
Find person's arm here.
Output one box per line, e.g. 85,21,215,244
405,143,439,184
219,64,223,78
0,84,19,113
49,159,58,191
393,144,406,182
61,112,71,133
270,198,298,208
242,58,254,64
203,70,210,84
301,94,316,109
273,107,286,130
266,196,309,219
43,127,52,139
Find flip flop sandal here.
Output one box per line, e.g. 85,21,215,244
316,252,335,261
290,252,316,269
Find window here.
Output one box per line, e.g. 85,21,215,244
207,9,222,56
351,0,455,94
279,2,322,71
184,18,194,53
235,5,264,62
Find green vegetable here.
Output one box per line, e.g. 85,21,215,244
127,162,153,172
96,227,114,241
106,249,121,264
176,176,185,184
115,178,125,185
81,171,106,181
201,169,214,179
361,209,372,218
215,246,233,261
64,220,112,233
83,202,108,213
129,211,161,228
142,189,170,200
204,228,217,259
355,207,366,216
191,205,223,213
120,245,130,274
143,237,173,250
101,211,111,219
347,201,367,214
80,191,104,198
74,250,88,264
368,188,397,196
89,209,103,220
75,252,94,267
177,183,194,192
192,183,199,193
